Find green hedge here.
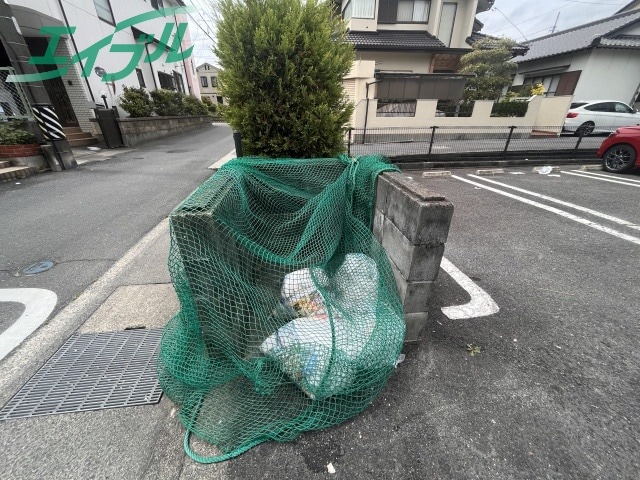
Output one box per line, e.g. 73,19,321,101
119,87,210,118
491,101,529,117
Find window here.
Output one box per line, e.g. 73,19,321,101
216,96,223,104
151,0,164,10
174,71,185,93
379,0,429,23
158,71,175,90
437,3,457,47
585,102,615,112
211,76,218,88
343,0,375,19
615,102,633,113
136,68,146,88
93,0,115,25
200,76,208,88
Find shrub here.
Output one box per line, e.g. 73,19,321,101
491,101,529,117
149,89,185,116
215,0,355,157
119,86,153,118
183,95,209,115
0,121,38,145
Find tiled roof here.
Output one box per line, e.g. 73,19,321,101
600,34,640,47
346,31,447,50
516,10,640,63
465,32,529,56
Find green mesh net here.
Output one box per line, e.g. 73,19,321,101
158,155,406,463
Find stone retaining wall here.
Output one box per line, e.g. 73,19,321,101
116,115,211,147
374,172,454,342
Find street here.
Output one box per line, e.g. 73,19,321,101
0,124,233,318
1,151,640,478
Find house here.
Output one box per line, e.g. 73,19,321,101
0,0,200,145
338,0,497,126
511,9,640,109
196,63,224,104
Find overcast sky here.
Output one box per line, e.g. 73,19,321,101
185,0,631,68
476,0,627,43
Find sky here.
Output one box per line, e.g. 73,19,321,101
184,0,632,68
476,0,629,43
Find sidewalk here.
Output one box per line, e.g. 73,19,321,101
72,146,136,165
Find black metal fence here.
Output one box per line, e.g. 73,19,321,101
345,125,605,158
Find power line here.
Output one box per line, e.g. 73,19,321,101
492,7,529,41
486,5,568,35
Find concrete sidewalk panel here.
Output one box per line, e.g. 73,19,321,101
78,284,178,333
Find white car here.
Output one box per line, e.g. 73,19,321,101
563,100,640,136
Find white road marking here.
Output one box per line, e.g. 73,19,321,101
0,288,57,361
570,170,640,184
440,257,499,320
467,174,640,231
562,171,640,188
452,175,640,246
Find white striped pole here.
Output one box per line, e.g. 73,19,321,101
32,104,77,169
32,104,66,141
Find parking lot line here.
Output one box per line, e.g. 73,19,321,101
562,171,640,188
467,174,640,231
570,170,640,184
452,175,640,246
440,257,499,320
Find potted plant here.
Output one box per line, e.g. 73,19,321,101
0,121,42,165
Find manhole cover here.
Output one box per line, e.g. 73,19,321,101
0,329,163,420
166,149,190,153
19,260,55,275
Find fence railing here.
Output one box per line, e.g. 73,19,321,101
0,67,32,121
346,125,606,158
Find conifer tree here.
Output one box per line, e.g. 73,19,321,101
215,0,354,157
459,38,518,101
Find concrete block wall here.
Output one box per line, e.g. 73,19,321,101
374,172,454,342
116,115,211,147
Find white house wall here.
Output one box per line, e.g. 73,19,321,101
575,48,640,104
355,51,433,74
9,0,197,111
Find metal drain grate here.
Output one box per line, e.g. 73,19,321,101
0,329,163,420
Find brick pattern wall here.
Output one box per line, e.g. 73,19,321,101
430,54,462,73
57,39,93,134
0,144,42,158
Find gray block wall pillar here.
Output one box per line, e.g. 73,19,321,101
374,172,454,342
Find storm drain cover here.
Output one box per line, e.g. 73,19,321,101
0,329,163,420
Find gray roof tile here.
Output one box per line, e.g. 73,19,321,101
515,10,640,63
347,31,446,50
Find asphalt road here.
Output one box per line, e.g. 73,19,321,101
0,124,233,323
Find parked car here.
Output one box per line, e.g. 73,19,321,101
564,100,640,136
597,126,640,173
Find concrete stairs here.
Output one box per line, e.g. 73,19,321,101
63,127,99,147
0,160,37,183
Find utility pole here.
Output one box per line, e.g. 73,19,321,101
550,12,561,34
0,0,76,169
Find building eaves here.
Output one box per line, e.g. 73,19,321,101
346,31,448,51
515,9,640,63
598,34,640,48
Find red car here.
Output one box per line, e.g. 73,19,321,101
597,126,640,173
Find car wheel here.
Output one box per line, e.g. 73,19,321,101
602,144,637,173
574,121,595,136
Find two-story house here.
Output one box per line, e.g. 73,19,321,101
340,0,494,126
196,63,224,105
0,0,200,144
